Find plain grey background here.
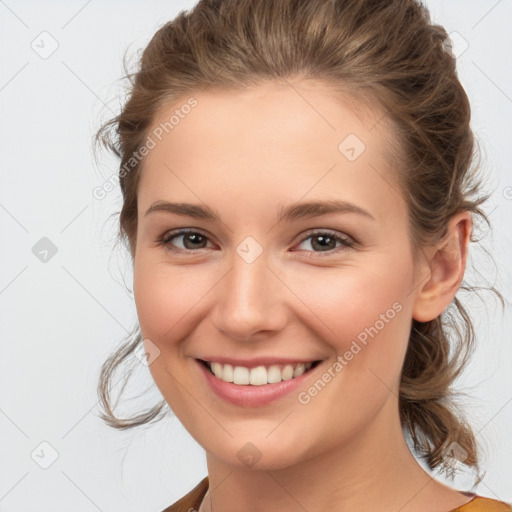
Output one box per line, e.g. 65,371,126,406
1,1,511,510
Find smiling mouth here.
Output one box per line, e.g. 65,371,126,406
197,359,323,386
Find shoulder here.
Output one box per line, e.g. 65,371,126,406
452,496,512,512
160,476,209,512
158,483,512,512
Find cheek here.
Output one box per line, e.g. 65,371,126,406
132,258,205,415
287,261,413,375
132,256,210,341
289,266,413,437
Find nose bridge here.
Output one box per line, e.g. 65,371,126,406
213,242,286,340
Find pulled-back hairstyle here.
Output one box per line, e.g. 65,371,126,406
94,0,504,481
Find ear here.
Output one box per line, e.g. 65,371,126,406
412,211,472,323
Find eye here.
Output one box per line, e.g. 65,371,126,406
156,229,215,252
155,228,355,255
293,229,355,256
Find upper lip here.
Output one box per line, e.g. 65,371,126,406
197,357,322,368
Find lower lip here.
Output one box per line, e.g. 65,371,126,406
196,359,322,407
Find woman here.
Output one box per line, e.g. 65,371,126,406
95,0,511,510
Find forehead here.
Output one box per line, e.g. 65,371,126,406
137,81,406,226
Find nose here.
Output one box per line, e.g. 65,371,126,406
211,247,288,342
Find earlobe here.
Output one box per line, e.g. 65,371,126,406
412,212,472,323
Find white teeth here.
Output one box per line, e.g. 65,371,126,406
293,363,306,378
249,366,266,386
267,365,281,384
221,363,233,382
233,366,250,385
207,361,314,385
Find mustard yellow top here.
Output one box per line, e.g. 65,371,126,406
161,476,512,512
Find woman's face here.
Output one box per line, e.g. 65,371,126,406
133,80,424,470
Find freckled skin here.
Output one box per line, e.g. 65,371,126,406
132,80,473,512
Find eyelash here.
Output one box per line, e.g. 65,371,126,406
155,228,356,257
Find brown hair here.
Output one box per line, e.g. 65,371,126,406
94,0,504,481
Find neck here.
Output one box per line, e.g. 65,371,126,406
198,396,454,512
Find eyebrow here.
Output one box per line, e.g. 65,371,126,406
144,199,375,222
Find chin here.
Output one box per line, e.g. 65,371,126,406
205,434,314,471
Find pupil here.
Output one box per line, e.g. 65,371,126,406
312,235,334,251
184,233,206,249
